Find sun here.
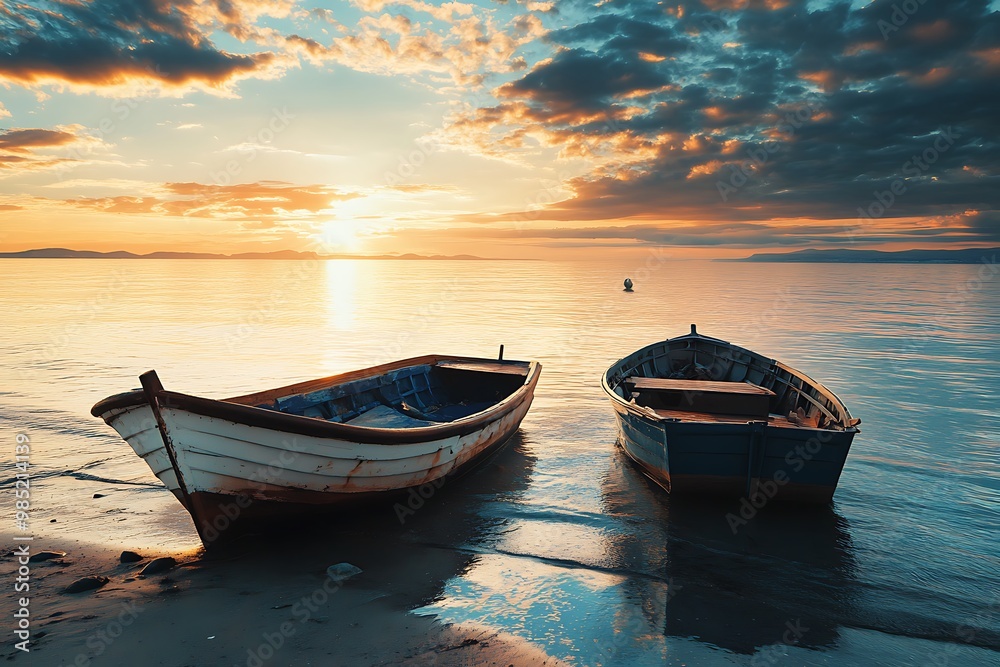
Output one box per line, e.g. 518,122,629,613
315,221,363,254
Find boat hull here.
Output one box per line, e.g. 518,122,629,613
611,402,855,503
94,355,540,546
603,328,859,504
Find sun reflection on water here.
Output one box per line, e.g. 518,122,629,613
324,259,357,331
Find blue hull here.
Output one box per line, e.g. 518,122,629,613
604,328,860,503
611,399,856,504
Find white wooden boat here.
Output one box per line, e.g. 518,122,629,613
603,326,860,503
92,354,541,547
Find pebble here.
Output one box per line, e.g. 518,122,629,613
28,550,67,563
120,550,143,563
140,557,177,576
326,562,363,583
64,576,109,594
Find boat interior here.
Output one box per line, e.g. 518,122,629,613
606,329,858,431
239,360,530,429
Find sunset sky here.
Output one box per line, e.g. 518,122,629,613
0,0,997,258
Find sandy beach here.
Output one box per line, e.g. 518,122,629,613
3,516,570,667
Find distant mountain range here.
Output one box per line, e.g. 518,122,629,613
0,248,489,260
726,248,1000,264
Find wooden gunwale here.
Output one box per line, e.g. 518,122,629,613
602,333,857,431
93,355,540,446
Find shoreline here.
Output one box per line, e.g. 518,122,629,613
2,535,568,666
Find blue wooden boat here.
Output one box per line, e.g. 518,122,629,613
603,326,860,503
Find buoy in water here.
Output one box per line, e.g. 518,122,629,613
623,278,634,292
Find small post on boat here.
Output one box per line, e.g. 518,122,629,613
498,344,504,361
690,323,698,335
745,421,768,500
139,370,210,545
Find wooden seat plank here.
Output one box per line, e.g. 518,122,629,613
626,377,775,396
437,361,528,376
647,408,807,428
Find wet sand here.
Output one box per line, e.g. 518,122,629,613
2,522,568,666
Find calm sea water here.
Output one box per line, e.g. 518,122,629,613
1,258,998,665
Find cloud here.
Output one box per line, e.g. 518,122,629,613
0,0,290,95
0,125,108,174
65,180,359,221
41,178,161,191
289,5,545,86
0,1,548,99
0,102,9,119
384,183,460,194
0,128,78,153
393,213,1000,249
946,209,1000,242
438,0,1000,241
351,0,477,22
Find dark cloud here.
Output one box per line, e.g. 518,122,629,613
458,0,1000,246
0,128,77,153
0,126,86,172
549,14,689,59
401,217,987,250
500,48,672,113
0,0,278,91
959,210,1000,241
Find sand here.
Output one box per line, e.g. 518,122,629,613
2,526,569,666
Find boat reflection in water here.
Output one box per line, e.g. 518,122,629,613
231,428,536,552
179,432,539,653
601,448,858,659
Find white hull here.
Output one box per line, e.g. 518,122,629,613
104,397,532,500
93,354,541,546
